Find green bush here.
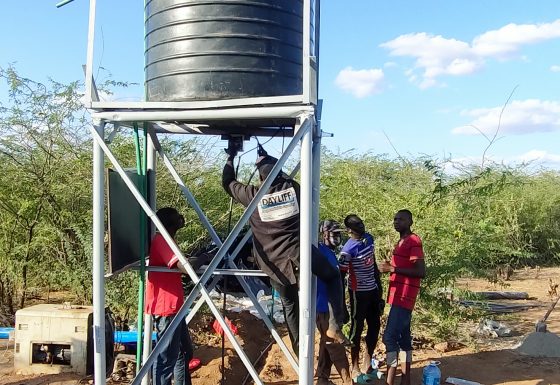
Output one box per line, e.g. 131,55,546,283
2,68,560,340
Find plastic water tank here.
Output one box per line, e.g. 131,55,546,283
145,0,304,102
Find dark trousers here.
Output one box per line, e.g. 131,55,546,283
348,289,382,362
153,314,193,385
316,312,352,385
271,245,345,353
382,305,413,353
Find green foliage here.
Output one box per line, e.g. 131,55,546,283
319,150,560,339
2,67,560,341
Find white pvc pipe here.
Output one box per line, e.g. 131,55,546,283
298,115,314,385
92,121,106,385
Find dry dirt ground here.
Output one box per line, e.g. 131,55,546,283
1,267,559,385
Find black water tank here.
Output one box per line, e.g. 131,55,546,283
145,0,304,102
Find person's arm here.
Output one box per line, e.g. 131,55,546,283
379,258,426,278
188,251,213,271
222,157,256,207
373,258,383,298
222,156,237,196
176,261,189,275
155,235,192,276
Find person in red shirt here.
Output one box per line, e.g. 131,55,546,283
145,207,193,385
379,209,426,385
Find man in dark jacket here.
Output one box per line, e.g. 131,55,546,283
222,151,349,353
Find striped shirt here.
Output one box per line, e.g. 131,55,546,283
339,233,378,291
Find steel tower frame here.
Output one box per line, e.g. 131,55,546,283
86,1,323,385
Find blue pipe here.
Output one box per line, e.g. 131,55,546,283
0,327,156,344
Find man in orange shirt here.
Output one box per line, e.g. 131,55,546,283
379,210,426,385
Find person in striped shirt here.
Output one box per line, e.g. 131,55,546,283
339,214,383,383
379,209,426,385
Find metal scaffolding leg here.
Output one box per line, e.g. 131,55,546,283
298,114,315,385
309,120,322,364
141,130,157,385
92,121,106,385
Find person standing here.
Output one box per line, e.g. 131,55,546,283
379,209,426,385
339,215,383,384
316,220,353,385
222,148,349,353
145,207,193,385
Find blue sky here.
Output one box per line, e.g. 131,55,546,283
1,1,560,169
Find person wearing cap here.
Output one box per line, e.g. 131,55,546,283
340,214,383,384
316,220,353,385
378,209,425,385
221,148,349,353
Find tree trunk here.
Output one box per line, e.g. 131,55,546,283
20,264,27,309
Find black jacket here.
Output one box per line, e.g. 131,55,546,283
222,161,301,285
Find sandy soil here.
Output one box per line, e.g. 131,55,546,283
1,267,559,385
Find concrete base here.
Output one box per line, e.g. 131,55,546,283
516,331,560,358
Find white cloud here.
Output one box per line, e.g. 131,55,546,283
380,19,560,88
444,150,560,172
515,149,560,165
472,20,560,58
451,99,560,135
335,67,384,98
551,65,560,72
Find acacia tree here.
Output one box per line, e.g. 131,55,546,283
0,67,92,309
0,67,238,320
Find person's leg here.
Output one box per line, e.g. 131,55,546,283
271,280,300,354
153,315,182,385
315,313,332,385
347,290,365,376
174,318,194,385
398,351,411,385
364,289,382,374
311,245,349,344
318,312,352,385
326,343,353,385
382,307,401,385
396,308,413,385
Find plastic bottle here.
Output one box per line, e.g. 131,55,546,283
422,361,441,385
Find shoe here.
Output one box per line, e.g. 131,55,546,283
326,327,353,347
363,368,384,381
352,372,376,385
